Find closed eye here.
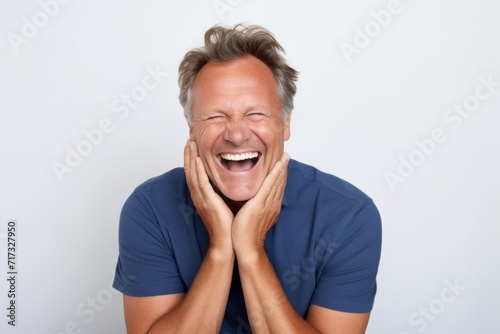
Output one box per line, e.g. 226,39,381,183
207,115,225,122
247,113,266,121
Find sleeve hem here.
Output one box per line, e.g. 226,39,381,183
310,296,374,314
113,279,186,297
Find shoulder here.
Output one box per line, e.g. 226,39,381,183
286,159,373,208
133,167,186,196
283,159,380,248
120,167,191,225
284,159,381,245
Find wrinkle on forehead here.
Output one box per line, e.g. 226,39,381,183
191,56,281,118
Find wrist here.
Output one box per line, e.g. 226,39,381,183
207,243,235,263
234,243,266,268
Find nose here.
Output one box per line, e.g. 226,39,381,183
223,119,250,146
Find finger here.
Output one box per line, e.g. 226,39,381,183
276,152,289,189
184,139,200,194
189,141,217,200
183,139,191,174
195,156,215,198
190,141,206,189
189,140,197,175
269,152,289,201
254,152,289,204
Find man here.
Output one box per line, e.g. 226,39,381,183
113,24,382,333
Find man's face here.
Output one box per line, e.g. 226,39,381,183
189,55,291,203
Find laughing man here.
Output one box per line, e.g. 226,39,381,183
113,24,382,334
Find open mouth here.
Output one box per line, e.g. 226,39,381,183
219,152,260,172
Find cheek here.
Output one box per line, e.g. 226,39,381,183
251,119,286,145
194,124,223,155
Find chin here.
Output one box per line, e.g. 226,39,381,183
224,191,256,203
219,185,258,203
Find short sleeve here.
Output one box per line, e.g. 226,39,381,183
311,200,382,313
113,190,186,296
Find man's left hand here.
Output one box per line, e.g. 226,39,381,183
231,152,289,256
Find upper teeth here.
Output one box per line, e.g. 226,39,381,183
221,152,259,161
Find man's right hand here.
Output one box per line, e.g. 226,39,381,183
184,139,234,252
123,139,236,334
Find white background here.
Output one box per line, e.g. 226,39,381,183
1,0,499,333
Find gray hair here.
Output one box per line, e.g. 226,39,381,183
178,24,299,125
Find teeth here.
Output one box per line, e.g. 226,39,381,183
221,152,259,161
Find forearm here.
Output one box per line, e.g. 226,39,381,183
149,247,234,334
237,249,320,334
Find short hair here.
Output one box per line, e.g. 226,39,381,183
178,23,299,125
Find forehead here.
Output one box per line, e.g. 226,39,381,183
192,56,278,103
197,55,275,82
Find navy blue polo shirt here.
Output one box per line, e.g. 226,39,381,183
113,159,382,331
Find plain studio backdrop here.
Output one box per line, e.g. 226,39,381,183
1,0,499,333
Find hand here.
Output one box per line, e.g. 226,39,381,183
184,139,234,252
231,152,290,257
